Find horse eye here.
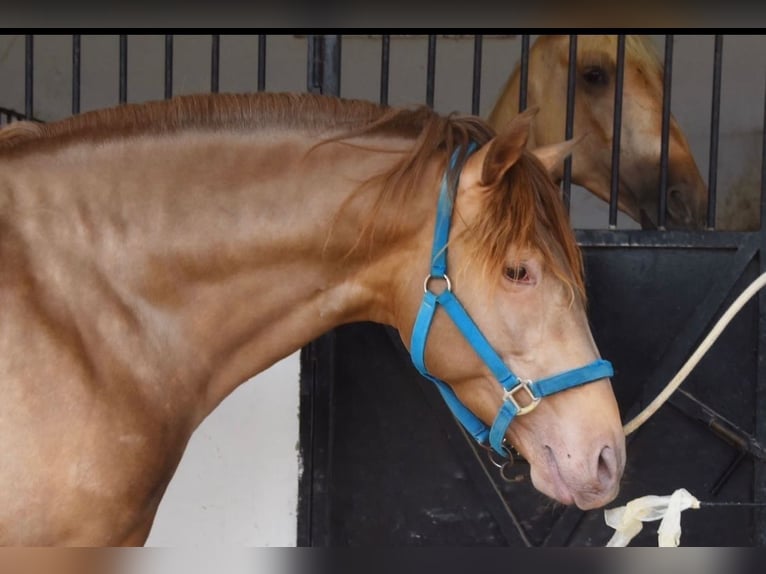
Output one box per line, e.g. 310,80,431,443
582,66,609,86
505,265,529,283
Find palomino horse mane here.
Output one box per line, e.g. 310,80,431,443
0,92,585,299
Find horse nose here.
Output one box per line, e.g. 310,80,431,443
667,185,706,229
597,444,619,490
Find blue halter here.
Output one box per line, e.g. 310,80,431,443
410,144,614,457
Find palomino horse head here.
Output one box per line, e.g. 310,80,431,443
488,35,708,229
392,107,625,509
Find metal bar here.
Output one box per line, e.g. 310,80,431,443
426,34,436,108
562,34,578,213
380,34,390,106
72,34,80,115
211,34,220,94
755,68,766,546
519,35,530,112
471,35,482,116
164,34,173,99
608,35,626,228
258,34,267,92
707,35,724,229
119,34,128,104
670,389,766,462
576,229,753,249
658,35,674,229
25,35,33,119
321,35,342,97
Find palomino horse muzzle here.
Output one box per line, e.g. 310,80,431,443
410,144,614,466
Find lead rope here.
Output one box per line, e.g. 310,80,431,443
606,271,766,546
623,270,766,435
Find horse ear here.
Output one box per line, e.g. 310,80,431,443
460,106,539,189
530,134,586,177
480,105,539,185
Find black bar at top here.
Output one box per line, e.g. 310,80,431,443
658,35,674,229
380,35,390,106
471,35,482,115
72,34,81,115
164,34,174,100
562,34,578,213
608,35,626,228
119,34,128,104
258,35,266,92
519,35,530,112
426,34,436,108
25,35,33,119
211,34,220,94
707,35,723,230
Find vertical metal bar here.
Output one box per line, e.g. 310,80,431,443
519,34,530,112
608,35,626,229
72,34,81,115
380,34,390,106
562,34,578,213
258,34,267,92
322,35,342,97
25,35,33,119
211,34,220,93
707,35,723,229
426,34,436,108
164,34,174,99
756,71,766,546
119,34,128,104
471,35,483,115
658,35,674,229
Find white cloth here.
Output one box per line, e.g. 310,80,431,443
604,488,700,547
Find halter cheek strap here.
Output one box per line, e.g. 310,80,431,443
409,144,614,457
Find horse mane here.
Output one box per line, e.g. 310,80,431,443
0,91,584,299
334,105,585,301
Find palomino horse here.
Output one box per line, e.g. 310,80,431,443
0,93,624,545
489,35,708,229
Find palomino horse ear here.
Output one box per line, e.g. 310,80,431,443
478,105,540,186
530,134,587,177
461,106,540,190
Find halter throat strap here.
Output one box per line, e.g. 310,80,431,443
409,144,614,457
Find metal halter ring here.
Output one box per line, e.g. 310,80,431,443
484,441,519,483
423,273,452,294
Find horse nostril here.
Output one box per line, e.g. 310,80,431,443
597,445,618,488
667,186,695,226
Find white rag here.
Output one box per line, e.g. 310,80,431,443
604,488,701,547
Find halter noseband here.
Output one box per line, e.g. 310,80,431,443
409,144,614,457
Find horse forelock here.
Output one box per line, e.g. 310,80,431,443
464,151,585,303
337,109,584,301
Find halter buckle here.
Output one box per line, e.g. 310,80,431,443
503,379,541,416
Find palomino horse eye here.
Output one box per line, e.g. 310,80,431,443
504,265,529,283
582,65,609,86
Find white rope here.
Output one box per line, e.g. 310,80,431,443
623,270,766,436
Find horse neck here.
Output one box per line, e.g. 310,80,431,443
6,130,436,418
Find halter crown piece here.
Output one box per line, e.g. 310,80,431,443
409,144,614,457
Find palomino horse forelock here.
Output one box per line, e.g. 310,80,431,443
0,93,624,544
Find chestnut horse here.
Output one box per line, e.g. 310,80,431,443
0,93,624,545
489,35,708,229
